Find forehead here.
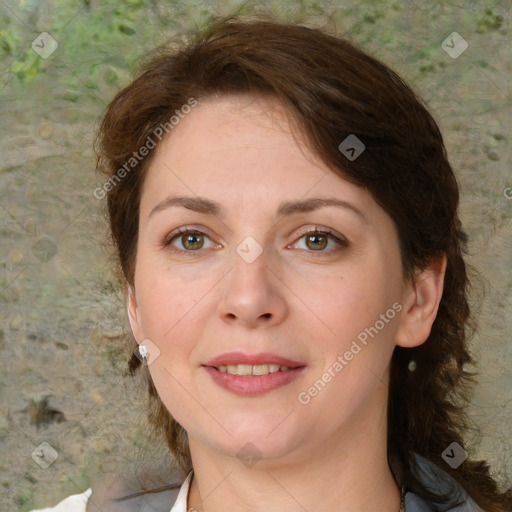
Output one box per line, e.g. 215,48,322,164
138,93,380,225
164,93,315,163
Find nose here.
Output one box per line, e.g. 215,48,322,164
216,241,288,330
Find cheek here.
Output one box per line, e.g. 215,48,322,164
137,272,199,418
306,266,394,338
306,263,401,380
135,261,199,340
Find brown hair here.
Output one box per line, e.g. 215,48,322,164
94,14,512,511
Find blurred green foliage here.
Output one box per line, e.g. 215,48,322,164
1,0,507,107
1,0,185,100
475,7,504,33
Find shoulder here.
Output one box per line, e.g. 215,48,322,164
28,488,92,512
29,462,188,512
404,452,484,511
30,455,483,512
84,463,187,512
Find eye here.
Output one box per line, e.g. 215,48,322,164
163,228,217,256
290,227,348,254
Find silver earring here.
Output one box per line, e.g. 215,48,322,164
139,344,148,362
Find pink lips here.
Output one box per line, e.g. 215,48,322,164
202,352,306,397
203,351,305,369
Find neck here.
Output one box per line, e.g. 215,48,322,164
186,387,401,511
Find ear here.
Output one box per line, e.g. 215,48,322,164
127,284,144,343
395,254,447,348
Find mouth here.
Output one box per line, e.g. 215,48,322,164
203,351,306,371
201,352,306,396
209,363,302,376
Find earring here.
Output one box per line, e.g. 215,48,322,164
408,360,417,372
139,343,148,363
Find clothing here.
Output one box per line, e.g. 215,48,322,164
28,487,92,512
29,453,483,512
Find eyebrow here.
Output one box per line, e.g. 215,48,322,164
148,195,368,224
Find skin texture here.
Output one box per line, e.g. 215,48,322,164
127,94,446,512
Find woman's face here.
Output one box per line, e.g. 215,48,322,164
128,94,412,465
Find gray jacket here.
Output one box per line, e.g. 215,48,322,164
404,453,483,511
85,452,483,511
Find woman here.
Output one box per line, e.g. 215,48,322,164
32,15,511,512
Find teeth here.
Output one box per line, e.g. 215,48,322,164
217,364,292,376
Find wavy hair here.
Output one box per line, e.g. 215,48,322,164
94,14,512,511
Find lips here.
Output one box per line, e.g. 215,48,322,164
203,351,306,369
203,365,306,396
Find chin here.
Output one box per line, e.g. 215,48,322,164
205,424,305,462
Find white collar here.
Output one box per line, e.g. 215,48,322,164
169,470,193,512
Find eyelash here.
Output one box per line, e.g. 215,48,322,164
162,226,348,258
